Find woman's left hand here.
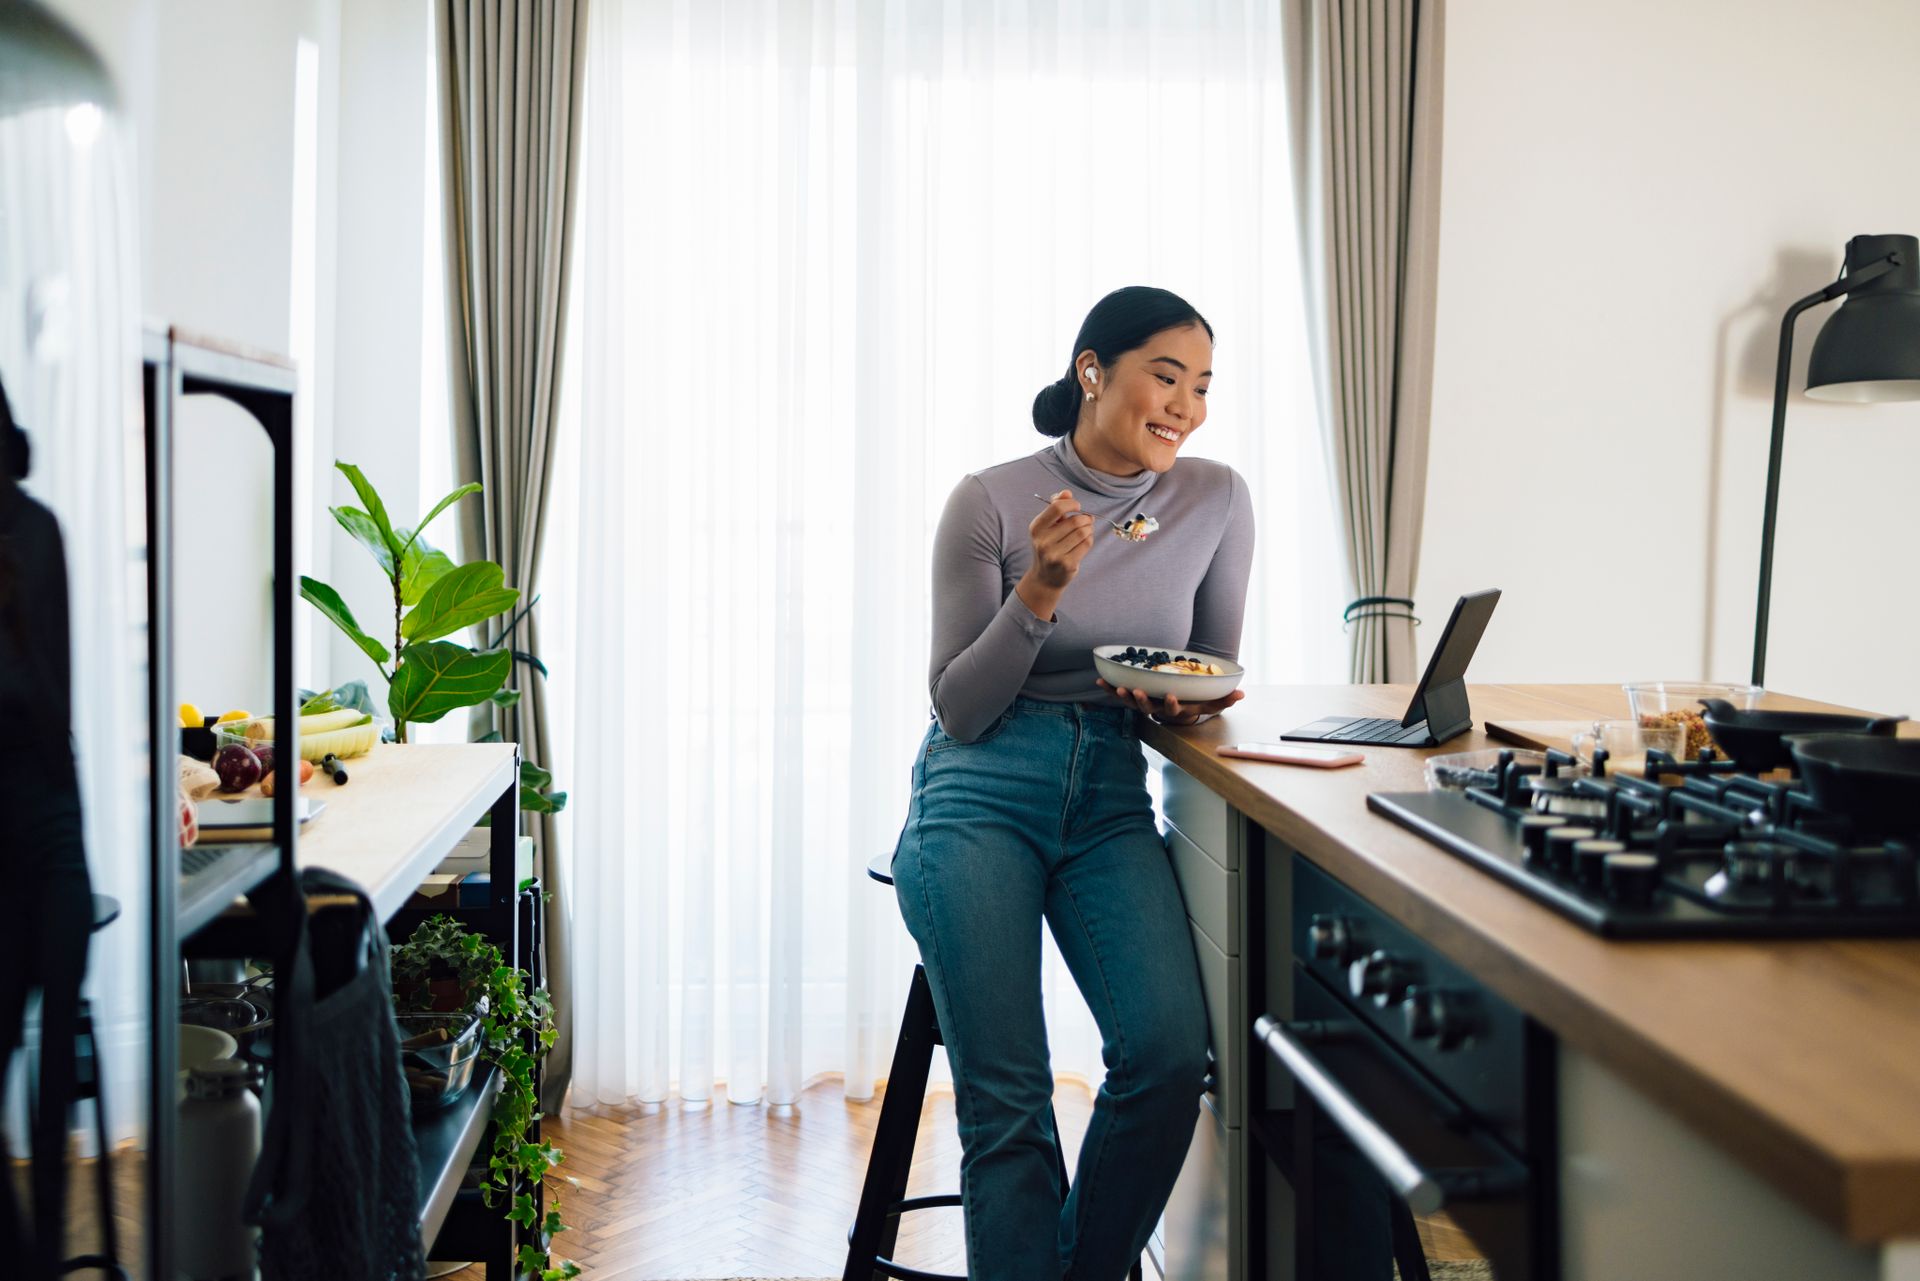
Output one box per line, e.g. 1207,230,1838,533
1097,678,1245,726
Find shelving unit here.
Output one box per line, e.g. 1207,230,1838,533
142,325,536,1280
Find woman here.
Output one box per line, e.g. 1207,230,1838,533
893,286,1254,1279
0,376,93,1279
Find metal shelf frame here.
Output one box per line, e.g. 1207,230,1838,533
142,324,532,1277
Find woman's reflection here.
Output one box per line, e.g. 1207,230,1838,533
0,372,94,1280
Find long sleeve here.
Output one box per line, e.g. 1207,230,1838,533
1185,466,1256,662
927,475,1052,742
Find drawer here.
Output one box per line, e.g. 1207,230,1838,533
1189,918,1242,1129
1167,824,1237,956
1163,760,1235,869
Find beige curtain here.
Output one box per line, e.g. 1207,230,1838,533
438,0,586,1112
1285,0,1444,681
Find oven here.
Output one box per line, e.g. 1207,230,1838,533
1257,859,1558,1280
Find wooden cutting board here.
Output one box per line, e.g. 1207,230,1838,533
1483,719,1591,755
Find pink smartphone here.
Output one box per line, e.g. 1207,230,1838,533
1216,742,1365,768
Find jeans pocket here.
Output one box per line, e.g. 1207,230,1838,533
925,703,1018,755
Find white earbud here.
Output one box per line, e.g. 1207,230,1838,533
1084,368,1099,383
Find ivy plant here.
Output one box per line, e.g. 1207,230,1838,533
393,915,579,1280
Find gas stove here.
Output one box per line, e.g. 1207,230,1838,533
1368,749,1920,938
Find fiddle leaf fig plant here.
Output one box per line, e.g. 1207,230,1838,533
300,462,566,811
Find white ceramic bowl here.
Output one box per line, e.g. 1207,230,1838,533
1093,644,1245,702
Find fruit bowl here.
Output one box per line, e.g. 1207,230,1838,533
1093,644,1244,702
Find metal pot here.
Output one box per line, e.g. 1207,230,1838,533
1699,699,1903,773
1785,734,1920,835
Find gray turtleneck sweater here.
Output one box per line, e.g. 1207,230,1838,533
929,433,1255,742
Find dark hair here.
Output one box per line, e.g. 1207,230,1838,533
1031,286,1213,437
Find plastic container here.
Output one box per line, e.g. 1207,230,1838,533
395,1012,484,1110
1622,683,1764,759
1423,748,1548,792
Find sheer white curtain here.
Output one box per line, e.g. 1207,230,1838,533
554,0,1340,1109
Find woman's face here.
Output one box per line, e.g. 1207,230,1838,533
1074,322,1213,476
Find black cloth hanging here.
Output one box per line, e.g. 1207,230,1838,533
243,868,424,1281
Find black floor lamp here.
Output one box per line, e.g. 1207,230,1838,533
1752,232,1920,686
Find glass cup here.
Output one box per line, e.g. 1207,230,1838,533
1571,719,1686,779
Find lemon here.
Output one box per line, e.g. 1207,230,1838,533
179,702,202,728
217,709,251,725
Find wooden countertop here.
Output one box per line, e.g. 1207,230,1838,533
268,743,517,920
1140,684,1920,1243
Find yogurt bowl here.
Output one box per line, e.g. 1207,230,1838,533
1093,644,1245,703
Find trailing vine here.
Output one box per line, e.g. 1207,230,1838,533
393,915,579,1279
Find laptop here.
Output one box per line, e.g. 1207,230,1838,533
180,797,324,935
1281,589,1502,749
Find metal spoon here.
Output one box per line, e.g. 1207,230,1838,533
1033,494,1133,535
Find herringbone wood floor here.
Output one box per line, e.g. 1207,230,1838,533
437,1079,1478,1280
18,1079,1478,1279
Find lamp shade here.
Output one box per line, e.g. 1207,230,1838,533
1805,233,1920,402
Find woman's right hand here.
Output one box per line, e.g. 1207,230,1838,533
1015,489,1094,621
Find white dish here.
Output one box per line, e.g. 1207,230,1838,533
177,1023,239,1102
1093,644,1245,702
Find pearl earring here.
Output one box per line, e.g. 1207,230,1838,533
1084,390,1094,402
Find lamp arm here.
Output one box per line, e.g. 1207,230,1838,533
1750,250,1901,686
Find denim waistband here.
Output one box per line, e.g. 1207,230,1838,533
1009,695,1136,731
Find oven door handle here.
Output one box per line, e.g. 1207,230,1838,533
1256,1014,1448,1215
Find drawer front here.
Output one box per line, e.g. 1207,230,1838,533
1189,919,1242,1129
1163,760,1235,869
1167,823,1237,956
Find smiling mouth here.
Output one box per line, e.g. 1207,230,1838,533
1147,423,1180,444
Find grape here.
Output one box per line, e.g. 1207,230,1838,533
214,744,263,793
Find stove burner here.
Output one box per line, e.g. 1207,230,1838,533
1367,747,1920,939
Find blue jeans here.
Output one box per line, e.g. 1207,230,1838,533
892,698,1210,1281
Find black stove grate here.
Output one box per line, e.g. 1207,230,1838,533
1369,749,1920,938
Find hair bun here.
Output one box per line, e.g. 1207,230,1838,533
1031,376,1079,438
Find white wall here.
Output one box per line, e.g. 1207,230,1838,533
44,0,438,716
1420,0,1920,717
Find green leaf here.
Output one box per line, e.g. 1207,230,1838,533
491,687,522,710
520,760,553,791
327,679,377,715
475,729,505,744
398,482,483,560
521,787,567,815
335,462,401,558
299,576,391,665
402,562,520,644
512,649,549,679
397,529,456,606
331,505,395,575
388,641,512,723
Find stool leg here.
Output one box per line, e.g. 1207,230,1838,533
845,966,940,1281
1388,1197,1433,1281
86,1012,119,1270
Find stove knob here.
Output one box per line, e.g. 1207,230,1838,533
1308,914,1357,963
1402,986,1478,1052
1602,851,1662,907
1349,950,1420,1008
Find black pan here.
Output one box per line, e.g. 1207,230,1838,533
1785,734,1920,836
1698,698,1904,773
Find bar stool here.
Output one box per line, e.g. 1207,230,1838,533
62,892,128,1279
845,854,1141,1281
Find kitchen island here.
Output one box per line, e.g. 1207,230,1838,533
1139,683,1920,1281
